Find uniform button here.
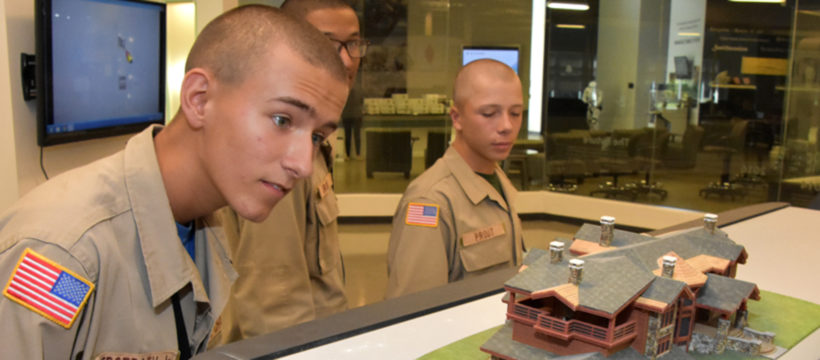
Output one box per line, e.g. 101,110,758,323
320,259,327,271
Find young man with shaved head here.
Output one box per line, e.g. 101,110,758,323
0,6,348,359
210,0,366,346
385,59,525,298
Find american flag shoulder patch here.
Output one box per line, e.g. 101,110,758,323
3,248,94,329
405,202,439,227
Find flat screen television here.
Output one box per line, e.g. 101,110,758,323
462,46,519,74
674,56,692,79
36,0,166,147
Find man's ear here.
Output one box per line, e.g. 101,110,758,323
179,69,211,130
450,106,463,131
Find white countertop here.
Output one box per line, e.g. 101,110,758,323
283,206,820,360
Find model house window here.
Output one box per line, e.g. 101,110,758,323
677,316,691,337
657,336,671,354
662,310,674,326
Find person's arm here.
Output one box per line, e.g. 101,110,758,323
384,197,453,299
306,152,347,316
210,187,314,346
0,240,94,359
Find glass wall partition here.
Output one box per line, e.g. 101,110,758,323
324,0,817,213
332,0,535,193
775,0,820,208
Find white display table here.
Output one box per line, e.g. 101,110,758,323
197,204,820,360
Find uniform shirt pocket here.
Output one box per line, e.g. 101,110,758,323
312,192,340,276
315,189,339,227
458,223,512,272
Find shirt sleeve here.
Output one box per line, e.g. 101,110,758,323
0,239,94,359
384,197,453,299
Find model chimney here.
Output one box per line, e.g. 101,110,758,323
599,216,615,247
568,259,585,285
549,241,564,264
704,213,718,234
661,256,677,278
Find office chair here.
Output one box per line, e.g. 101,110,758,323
699,119,748,200
589,129,644,200
664,125,704,169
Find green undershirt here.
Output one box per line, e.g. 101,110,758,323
476,171,506,201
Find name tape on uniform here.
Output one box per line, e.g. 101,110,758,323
405,203,439,227
95,351,179,360
462,223,506,247
317,173,333,199
3,248,95,328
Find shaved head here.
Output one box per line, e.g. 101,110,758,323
185,5,346,85
453,59,520,109
281,0,353,18
449,59,523,173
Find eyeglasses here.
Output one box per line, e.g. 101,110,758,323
329,39,369,58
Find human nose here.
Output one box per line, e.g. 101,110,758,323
497,112,514,134
282,135,314,180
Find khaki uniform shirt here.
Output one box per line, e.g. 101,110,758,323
385,147,524,298
0,125,236,359
211,145,346,346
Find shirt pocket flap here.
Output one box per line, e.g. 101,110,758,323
458,232,511,272
316,193,340,226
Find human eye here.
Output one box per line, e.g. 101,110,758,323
272,114,292,129
312,132,327,146
481,110,497,118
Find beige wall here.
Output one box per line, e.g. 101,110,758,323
0,2,19,211
166,2,197,122
3,1,129,214
0,1,232,214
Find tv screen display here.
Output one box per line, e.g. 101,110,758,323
462,46,519,74
36,0,166,146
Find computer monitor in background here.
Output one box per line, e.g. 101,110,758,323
36,0,166,146
462,46,520,74
674,56,692,79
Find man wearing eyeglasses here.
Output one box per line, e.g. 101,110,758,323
209,0,366,347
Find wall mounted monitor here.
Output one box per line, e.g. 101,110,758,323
674,56,692,79
36,0,166,146
462,46,520,74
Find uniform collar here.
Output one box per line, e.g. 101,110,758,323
123,125,236,309
442,147,516,211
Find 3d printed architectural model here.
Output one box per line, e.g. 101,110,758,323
481,214,778,359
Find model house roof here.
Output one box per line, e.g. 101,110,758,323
573,223,655,247
640,276,687,305
580,228,746,272
506,250,655,315
696,273,760,314
507,225,752,317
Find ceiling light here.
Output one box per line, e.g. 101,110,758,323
678,32,700,36
547,1,590,11
556,24,586,29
